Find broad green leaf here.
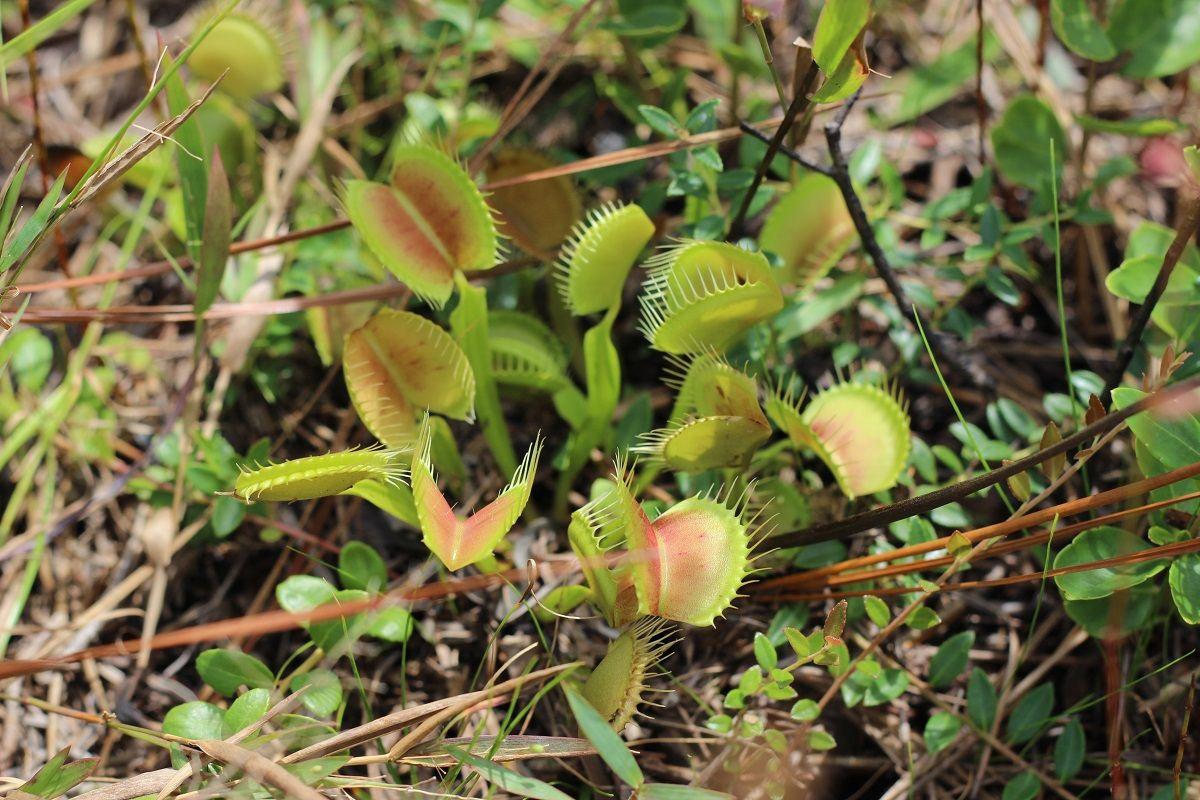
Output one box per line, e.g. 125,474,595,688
928,631,974,688
338,541,388,592
864,668,909,706
812,0,870,73
0,328,52,393
906,606,942,630
1053,526,1167,600
1054,718,1086,780
1050,0,1116,60
864,595,891,627
19,749,97,799
967,668,997,729
367,606,415,642
639,105,681,138
196,649,274,697
791,698,820,721
222,688,271,737
1005,683,1054,744
990,95,1067,189
1170,553,1200,624
162,701,225,740
566,687,644,788
446,745,572,800
1109,0,1200,77
1112,388,1200,472
1002,773,1041,800
290,669,343,717
924,712,962,754
1064,581,1159,638
807,729,837,750
276,575,337,614
753,632,778,671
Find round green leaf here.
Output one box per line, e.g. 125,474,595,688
1053,527,1167,601
196,649,274,697
162,701,225,740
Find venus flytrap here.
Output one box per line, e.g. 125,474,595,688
486,147,584,260
343,308,475,451
552,202,656,516
486,310,587,428
581,618,675,728
766,376,911,499
187,2,287,99
410,417,543,571
759,172,856,295
232,446,406,503
639,240,783,354
634,351,771,472
569,460,765,627
344,141,516,472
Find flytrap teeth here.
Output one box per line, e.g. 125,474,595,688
556,202,655,315
638,240,783,354
410,417,543,571
343,142,498,308
581,618,677,729
343,309,475,451
767,374,911,500
232,445,404,503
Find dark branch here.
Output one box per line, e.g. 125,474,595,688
736,122,832,177
728,59,821,239
823,88,996,392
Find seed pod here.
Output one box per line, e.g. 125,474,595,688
760,172,855,294
343,309,475,451
766,378,911,499
188,4,286,99
486,148,583,256
582,619,674,729
557,202,655,315
344,143,499,307
639,240,783,354
233,447,404,503
410,419,543,571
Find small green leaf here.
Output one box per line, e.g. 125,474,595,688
1005,683,1055,745
864,595,891,627
807,729,837,751
791,698,820,721
446,745,573,800
1170,553,1200,624
1054,718,1086,780
338,541,388,592
906,606,942,630
368,605,415,642
1053,527,1167,600
290,669,343,717
753,632,778,671
1002,772,1041,800
1050,0,1116,60
990,95,1067,190
967,668,997,730
638,104,681,138
19,749,97,799
928,631,974,689
196,649,274,697
222,688,271,737
566,687,643,787
162,701,225,740
812,0,870,73
924,712,962,754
